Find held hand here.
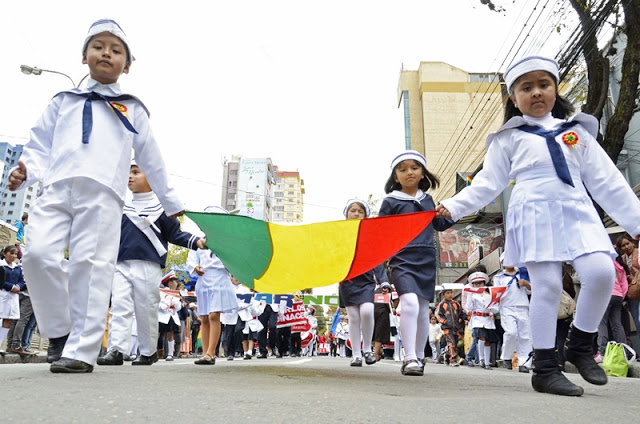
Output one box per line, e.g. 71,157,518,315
11,285,20,293
169,211,185,219
195,265,205,276
436,204,452,219
519,280,531,290
196,238,207,249
8,161,27,191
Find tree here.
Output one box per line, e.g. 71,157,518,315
481,0,640,164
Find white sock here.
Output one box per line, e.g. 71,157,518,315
415,297,431,361
346,305,363,358
399,293,419,361
572,252,616,333
359,303,375,354
484,344,492,365
0,327,9,348
478,340,485,363
167,340,175,357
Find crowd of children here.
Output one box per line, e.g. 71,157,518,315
3,17,639,399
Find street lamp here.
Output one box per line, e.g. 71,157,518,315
20,64,89,88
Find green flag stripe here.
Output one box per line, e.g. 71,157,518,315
185,212,273,288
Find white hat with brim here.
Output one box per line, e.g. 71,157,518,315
83,19,134,62
391,150,426,170
468,271,489,285
504,56,559,94
343,199,371,218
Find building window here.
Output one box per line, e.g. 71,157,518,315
230,170,238,176
9,202,15,206
11,193,16,198
7,211,13,215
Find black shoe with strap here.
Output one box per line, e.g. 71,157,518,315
97,349,124,366
46,334,69,364
564,326,607,386
531,348,583,396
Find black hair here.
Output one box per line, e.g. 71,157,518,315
21,212,29,221
384,160,440,194
615,234,636,250
503,72,575,123
615,247,630,275
3,245,18,255
469,264,487,274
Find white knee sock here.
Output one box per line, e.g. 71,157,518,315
167,340,175,357
346,305,362,358
478,340,485,363
484,344,492,365
572,252,616,333
0,327,9,348
415,297,431,361
359,303,375,354
399,293,419,361
526,262,563,349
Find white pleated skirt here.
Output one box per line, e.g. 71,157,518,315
504,172,615,267
195,273,238,316
0,290,20,320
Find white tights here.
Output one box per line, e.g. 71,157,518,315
346,303,374,358
399,293,431,361
526,251,615,349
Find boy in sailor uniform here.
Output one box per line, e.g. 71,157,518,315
492,257,532,372
8,19,184,373
98,163,204,366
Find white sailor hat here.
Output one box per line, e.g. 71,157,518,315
343,199,371,218
83,19,134,61
468,271,489,285
504,56,559,94
204,206,229,214
391,150,426,170
161,270,178,285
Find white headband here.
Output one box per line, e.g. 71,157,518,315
83,19,134,61
390,150,426,170
343,199,371,218
468,271,489,285
504,56,559,94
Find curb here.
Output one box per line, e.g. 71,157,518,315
0,352,48,364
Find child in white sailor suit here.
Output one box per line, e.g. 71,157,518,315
97,162,204,366
465,272,499,370
187,211,238,365
158,274,183,361
492,258,532,372
8,19,184,373
237,290,265,360
438,56,640,395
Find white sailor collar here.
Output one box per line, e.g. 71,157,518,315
485,112,599,149
0,258,17,269
386,189,426,201
52,78,150,116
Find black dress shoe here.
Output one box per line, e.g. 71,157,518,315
132,352,158,366
47,334,69,364
257,353,268,359
50,357,93,373
97,349,124,366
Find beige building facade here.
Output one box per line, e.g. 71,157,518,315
272,167,305,224
397,62,506,202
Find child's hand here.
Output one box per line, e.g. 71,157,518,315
194,265,205,276
196,238,207,249
8,161,27,191
520,280,531,290
11,285,20,293
169,211,185,219
436,204,451,219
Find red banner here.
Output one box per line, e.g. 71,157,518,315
277,300,307,328
462,286,507,308
374,293,391,304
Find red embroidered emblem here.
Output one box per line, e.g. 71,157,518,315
562,132,584,148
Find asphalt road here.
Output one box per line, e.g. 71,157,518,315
3,355,639,423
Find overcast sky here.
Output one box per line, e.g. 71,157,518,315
0,0,572,224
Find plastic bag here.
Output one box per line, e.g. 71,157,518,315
602,342,637,377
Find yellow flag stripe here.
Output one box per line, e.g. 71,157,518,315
253,220,361,293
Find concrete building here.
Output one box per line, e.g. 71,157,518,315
221,155,276,221
397,62,506,201
0,142,39,225
272,167,304,224
397,62,507,284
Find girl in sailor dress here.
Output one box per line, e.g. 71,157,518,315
338,199,389,367
437,56,640,396
378,151,454,376
158,275,182,361
465,272,499,370
0,246,24,352
187,247,237,365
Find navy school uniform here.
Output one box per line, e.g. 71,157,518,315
378,190,453,301
339,264,387,307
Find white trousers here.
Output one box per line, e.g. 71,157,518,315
500,306,532,366
109,260,162,356
23,178,122,365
